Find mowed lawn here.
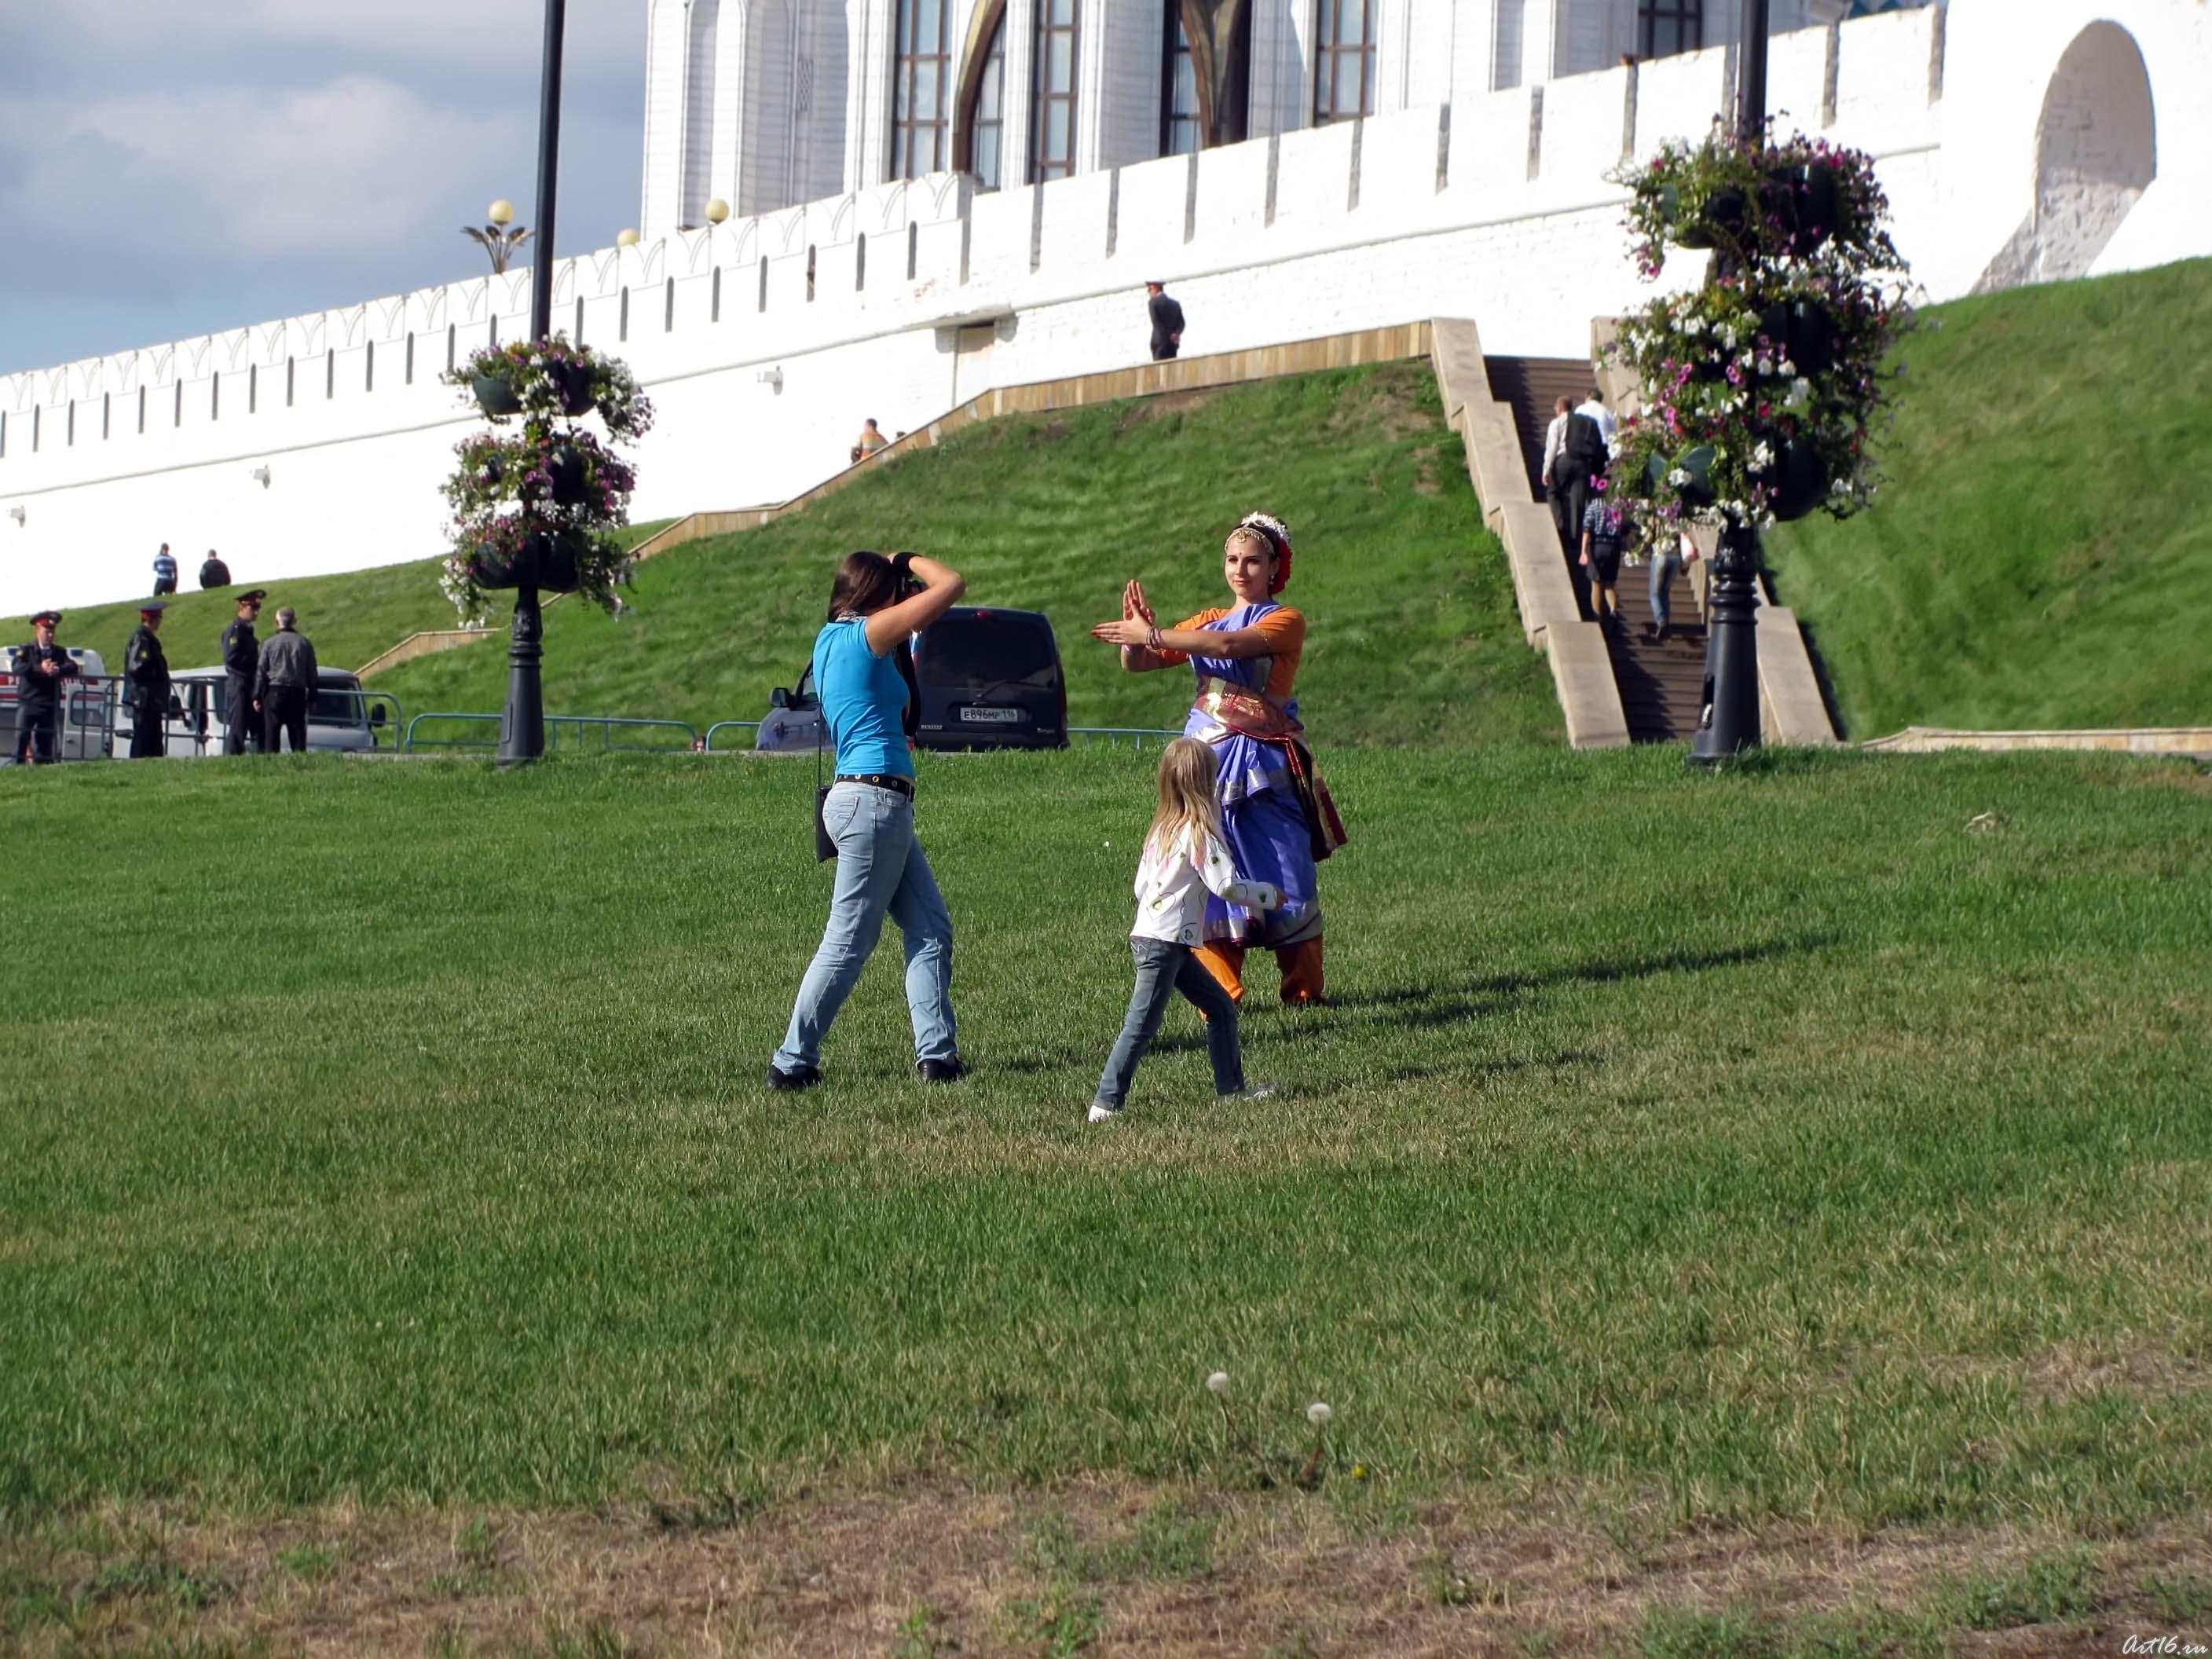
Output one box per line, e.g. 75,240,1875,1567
4,746,2210,1650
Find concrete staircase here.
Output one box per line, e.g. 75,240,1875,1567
1602,564,1706,741
1485,353,1707,742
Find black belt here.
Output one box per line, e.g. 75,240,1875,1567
836,772,914,799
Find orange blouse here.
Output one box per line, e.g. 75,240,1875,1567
1157,606,1307,705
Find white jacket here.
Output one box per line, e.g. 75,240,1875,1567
1130,825,1281,946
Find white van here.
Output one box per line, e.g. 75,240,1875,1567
119,666,393,758
1,647,112,763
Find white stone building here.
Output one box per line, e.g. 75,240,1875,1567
637,0,1914,238
3,0,2199,618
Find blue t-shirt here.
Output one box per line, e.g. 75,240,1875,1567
812,617,912,778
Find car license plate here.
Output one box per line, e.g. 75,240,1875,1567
959,705,1024,724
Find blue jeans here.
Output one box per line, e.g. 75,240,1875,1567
1094,938,1244,1109
1650,549,1682,631
774,781,957,1071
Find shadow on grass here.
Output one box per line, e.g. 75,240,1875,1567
1329,936,1837,1027
1126,938,1832,1067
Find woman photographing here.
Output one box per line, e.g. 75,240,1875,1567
1091,512,1345,1005
769,551,967,1091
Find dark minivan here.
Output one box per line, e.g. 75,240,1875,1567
911,606,1068,751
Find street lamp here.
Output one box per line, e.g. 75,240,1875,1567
496,0,570,765
616,228,641,248
1690,0,1773,764
463,199,534,274
705,199,731,226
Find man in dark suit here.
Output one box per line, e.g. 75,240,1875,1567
1146,281,1185,362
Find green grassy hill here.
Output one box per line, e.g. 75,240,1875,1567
1765,257,2212,736
2,523,670,678
374,362,1561,748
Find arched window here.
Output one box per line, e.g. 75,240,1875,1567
1031,0,1079,183
1163,8,1201,156
892,0,954,178
1637,0,1703,60
1313,0,1375,125
966,11,1008,190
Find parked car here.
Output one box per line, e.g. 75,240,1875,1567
758,609,1068,755
119,667,392,757
756,665,828,753
0,647,112,763
910,605,1068,752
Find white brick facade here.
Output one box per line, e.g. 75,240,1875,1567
5,0,2208,617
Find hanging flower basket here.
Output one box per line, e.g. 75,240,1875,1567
1757,299,1837,378
1646,444,1719,510
546,444,591,507
468,529,585,593
1759,440,1829,523
1756,163,1844,253
547,359,597,417
471,373,523,418
1671,185,1749,251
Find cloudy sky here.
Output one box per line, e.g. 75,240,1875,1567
0,1,648,376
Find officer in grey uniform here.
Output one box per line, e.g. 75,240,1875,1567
221,588,266,755
123,600,174,759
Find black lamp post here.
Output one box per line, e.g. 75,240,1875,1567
498,0,567,765
1691,0,1772,764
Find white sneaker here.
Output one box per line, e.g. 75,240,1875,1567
1086,1102,1122,1122
1221,1082,1279,1101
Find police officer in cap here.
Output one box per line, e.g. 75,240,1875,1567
10,610,80,765
221,589,266,755
124,600,175,759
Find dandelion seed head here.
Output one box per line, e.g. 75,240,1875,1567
1206,1372,1230,1395
1307,1401,1332,1426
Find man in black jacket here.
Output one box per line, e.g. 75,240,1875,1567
256,605,320,755
123,601,174,759
199,549,231,589
10,610,79,765
1146,281,1185,361
221,589,266,755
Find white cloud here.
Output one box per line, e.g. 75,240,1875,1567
11,76,534,262
20,0,642,82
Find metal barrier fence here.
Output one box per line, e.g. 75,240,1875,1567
1070,727,1184,750
391,714,1181,758
402,712,702,754
702,721,763,751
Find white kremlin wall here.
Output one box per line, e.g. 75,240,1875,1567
3,0,2206,621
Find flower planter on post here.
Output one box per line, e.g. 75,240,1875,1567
1606,120,1912,760
440,339,655,761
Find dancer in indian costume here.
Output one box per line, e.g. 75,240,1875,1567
1091,511,1346,1004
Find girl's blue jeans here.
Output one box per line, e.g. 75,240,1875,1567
1094,938,1244,1109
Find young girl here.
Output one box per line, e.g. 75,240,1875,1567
1090,738,1284,1122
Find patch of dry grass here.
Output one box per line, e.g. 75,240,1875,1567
5,1487,2207,1656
